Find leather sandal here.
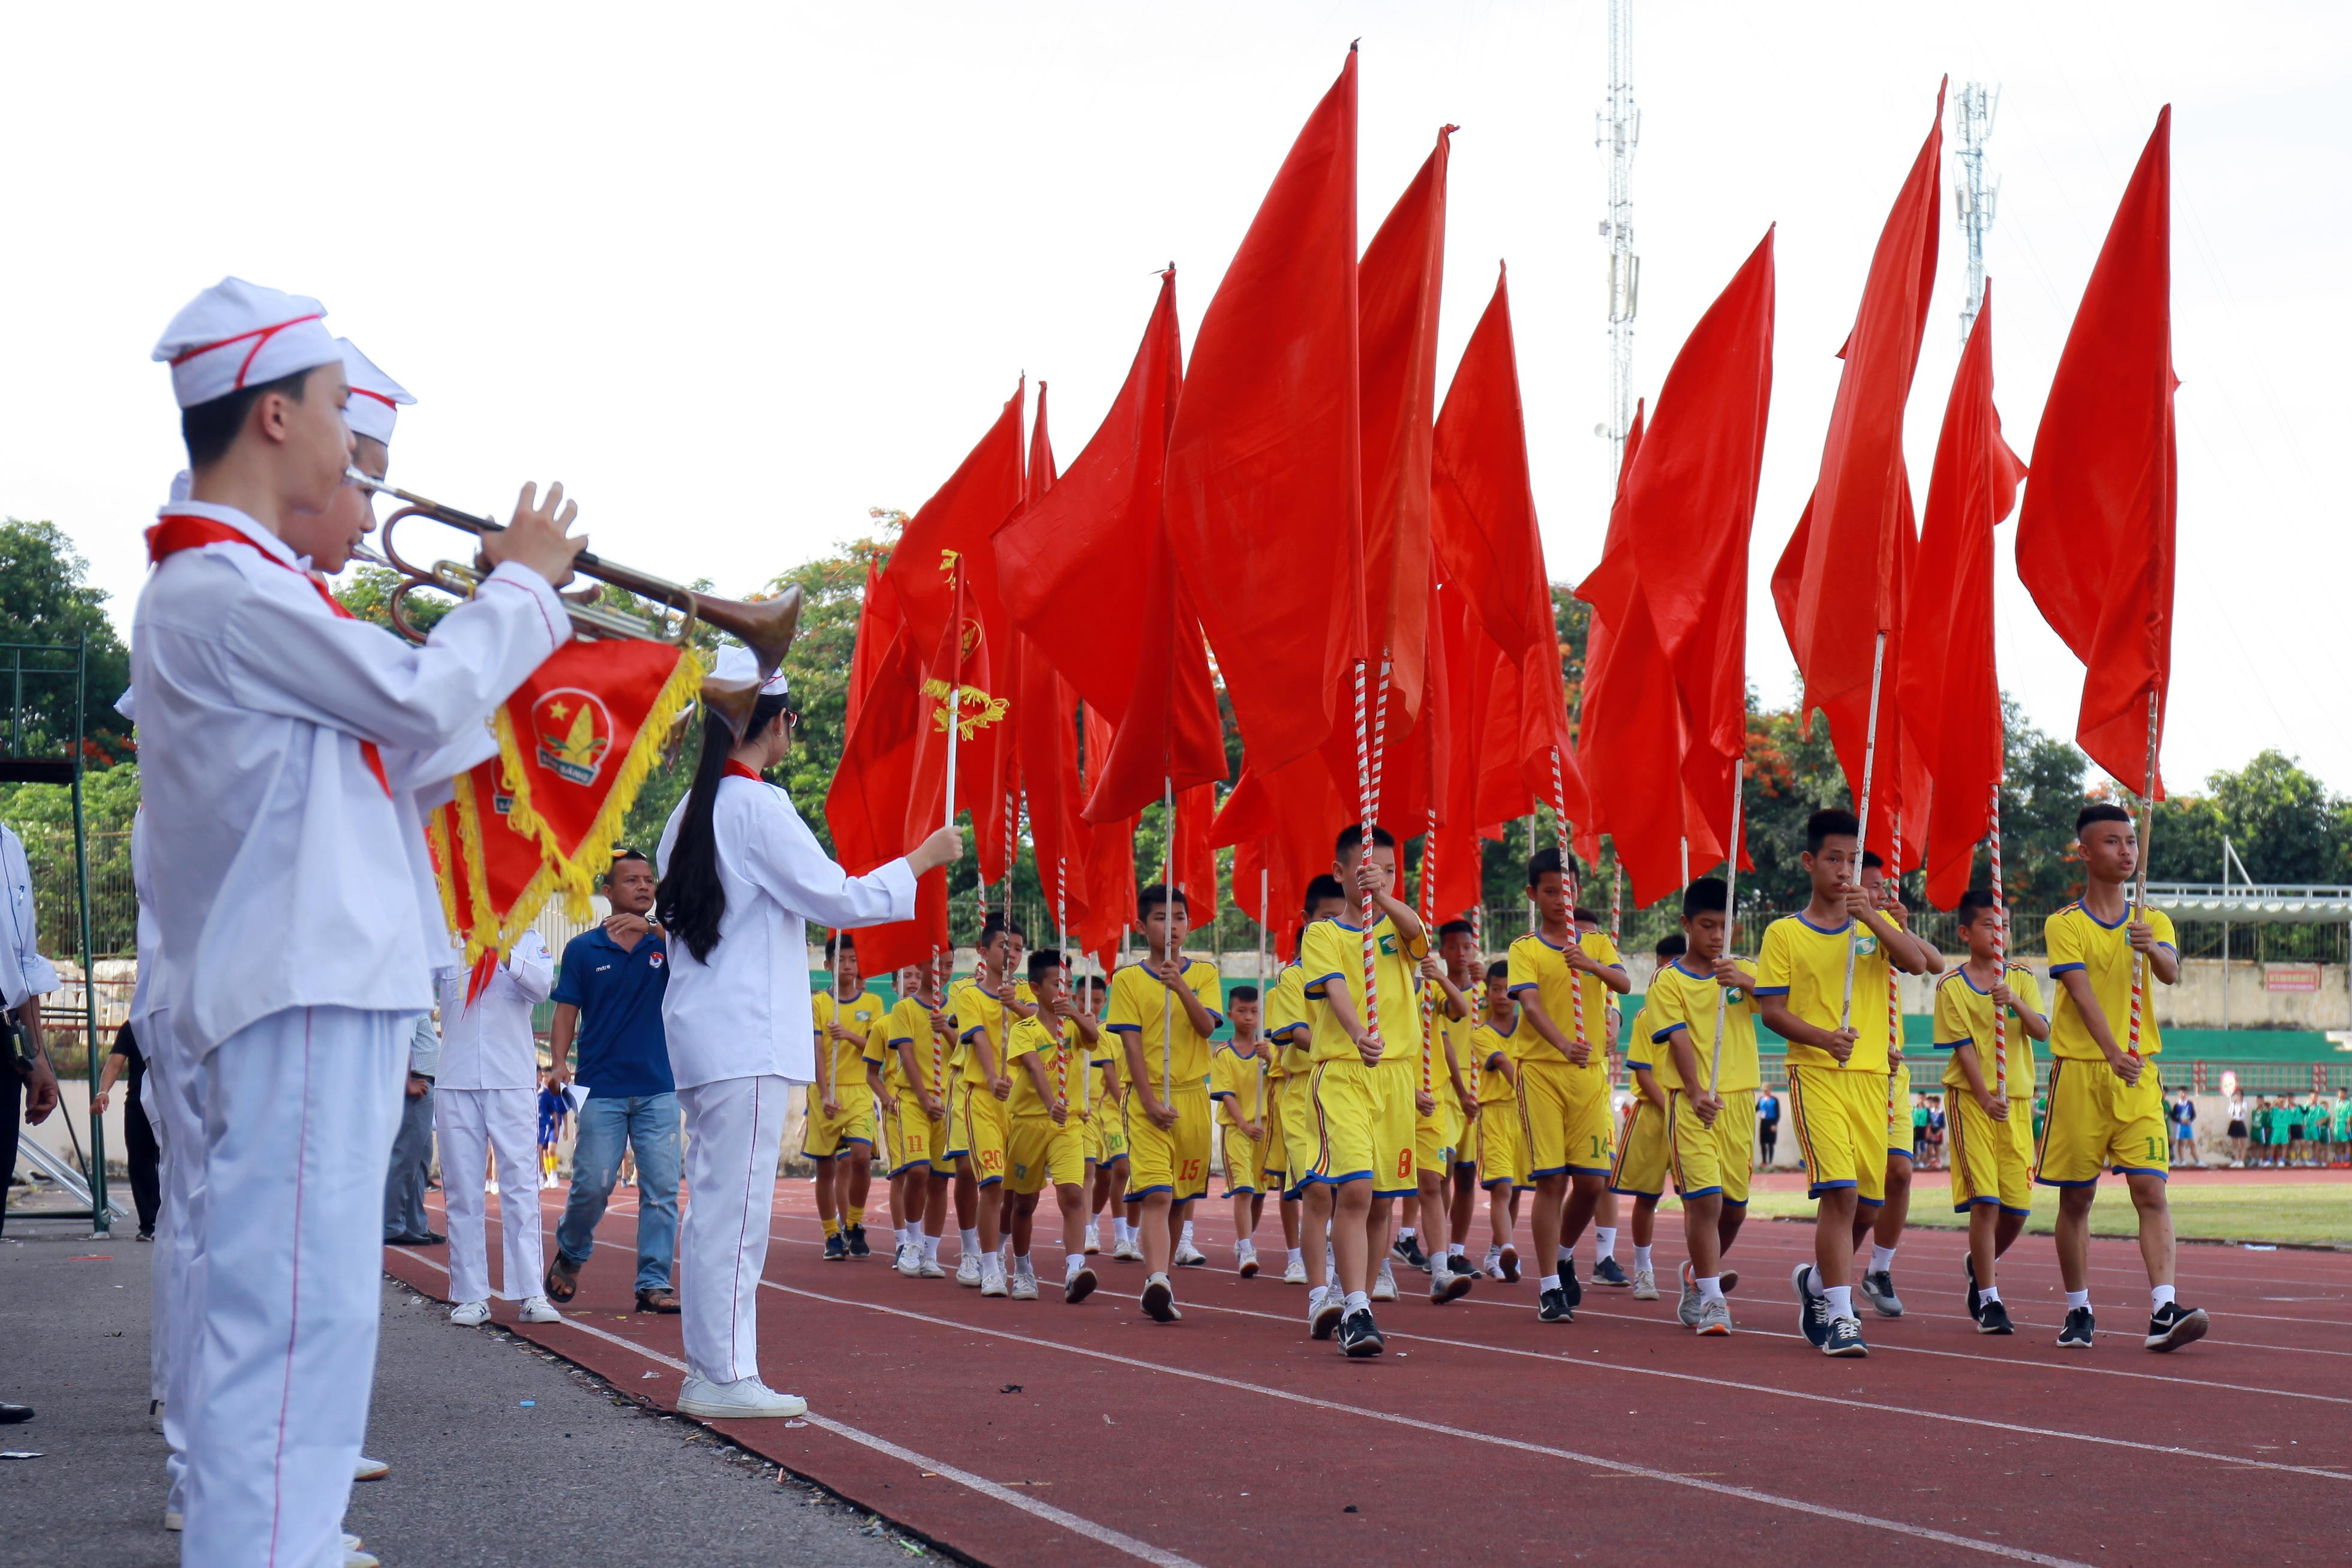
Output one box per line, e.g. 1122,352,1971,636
543,1254,581,1303
634,1286,681,1314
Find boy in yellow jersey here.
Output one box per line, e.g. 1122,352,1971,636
810,934,888,1261
864,974,910,1268
1079,974,1131,1257
1508,847,1633,1324
1608,934,1683,1302
1272,875,1348,1288
1107,884,1225,1323
2038,803,2207,1352
945,915,1032,1296
1253,972,1301,1276
1648,878,1765,1336
1004,950,1106,1305
1933,889,2048,1336
887,961,955,1279
1300,825,1429,1356
1210,986,1272,1276
1756,809,1935,1357
1405,925,1479,1302
1471,961,1527,1280
1579,909,1633,1290
1854,851,1942,1320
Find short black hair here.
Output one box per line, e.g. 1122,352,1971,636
1681,877,1729,918
607,848,651,885
2077,803,2132,833
978,913,1026,949
1026,948,1062,981
1861,850,1885,872
1956,889,1999,925
822,929,856,962
1485,959,1510,984
180,365,314,469
1085,973,1109,994
1805,808,1859,853
1437,919,1476,941
1302,874,1346,918
1335,823,1396,855
1138,883,1190,918
1228,984,1260,1004
1655,933,1688,960
1527,846,1564,887
1573,906,1600,927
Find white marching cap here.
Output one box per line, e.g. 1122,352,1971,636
152,277,340,409
337,338,414,445
711,642,790,695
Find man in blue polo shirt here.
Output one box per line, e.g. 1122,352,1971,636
544,849,682,1314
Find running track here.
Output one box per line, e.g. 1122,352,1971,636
384,1179,2351,1567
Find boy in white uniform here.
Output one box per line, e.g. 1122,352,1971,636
435,932,560,1324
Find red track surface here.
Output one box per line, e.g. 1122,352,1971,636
385,1176,2351,1567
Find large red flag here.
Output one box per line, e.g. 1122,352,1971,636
1579,231,1776,873
1904,281,2027,908
1166,49,1361,776
844,552,895,734
2016,107,2178,796
1215,758,1347,959
1076,703,1138,970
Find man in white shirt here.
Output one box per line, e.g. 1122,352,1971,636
435,932,559,1324
2,818,62,1250
136,277,583,1564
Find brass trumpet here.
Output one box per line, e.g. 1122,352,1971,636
347,471,799,735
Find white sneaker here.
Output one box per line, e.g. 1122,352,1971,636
1237,1242,1260,1279
1632,1266,1659,1301
354,1454,390,1482
675,1374,808,1419
347,1551,380,1568
918,1254,947,1279
1113,1238,1142,1262
519,1294,562,1324
1694,1296,1734,1336
957,1252,983,1288
344,1536,365,1552
1085,1228,1102,1255
980,1257,1008,1297
1482,1245,1504,1279
1308,1285,1344,1339
1371,1259,1398,1302
449,1299,491,1327
895,1242,921,1278
1175,1241,1209,1267
1281,1255,1308,1285
1008,1267,1038,1301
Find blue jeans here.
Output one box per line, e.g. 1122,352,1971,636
554,1092,681,1293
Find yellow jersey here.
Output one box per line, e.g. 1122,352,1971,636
1106,957,1224,1091
1643,959,1761,1094
1266,959,1314,1075
812,987,888,1101
1755,914,1896,1074
1211,1040,1273,1125
1303,914,1427,1065
1004,1014,1101,1118
1932,963,2042,1095
1425,993,1476,1092
948,976,1035,1085
885,995,954,1099
1470,1019,1520,1106
2045,902,2174,1059
860,1023,899,1094
1505,927,1623,1085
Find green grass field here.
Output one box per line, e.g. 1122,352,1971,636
1654,1177,2350,1248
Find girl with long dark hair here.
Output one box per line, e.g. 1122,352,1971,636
655,645,960,1418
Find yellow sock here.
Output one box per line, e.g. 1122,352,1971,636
848,1206,866,1227
822,1216,841,1239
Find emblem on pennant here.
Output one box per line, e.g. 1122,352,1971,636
531,687,614,786
923,677,1008,740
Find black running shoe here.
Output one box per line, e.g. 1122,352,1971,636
1339,1308,1386,1357
1537,1287,1575,1323
1557,1259,1582,1309
822,1234,848,1261
1822,1316,1869,1357
1964,1256,1982,1322
1594,1257,1631,1288
1860,1268,1904,1318
1976,1299,2014,1335
1792,1264,1832,1349
1394,1234,1428,1271
1449,1254,1483,1278
2145,1302,2209,1352
2057,1306,2096,1348
846,1224,872,1258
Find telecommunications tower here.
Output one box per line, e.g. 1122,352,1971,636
1954,81,2000,348
1596,0,1639,478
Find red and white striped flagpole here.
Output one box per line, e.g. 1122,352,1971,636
1419,807,1439,1098
1988,780,2008,1098
1708,762,1746,1096
1548,746,1588,1056
2128,689,2160,1062
1840,633,1890,1031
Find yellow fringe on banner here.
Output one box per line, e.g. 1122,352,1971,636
425,809,461,943
449,771,507,971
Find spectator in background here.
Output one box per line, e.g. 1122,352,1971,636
2169,1092,2197,1168
536,1071,568,1189
2225,1090,2248,1169
1910,1092,1930,1164
2252,1095,2276,1167
89,1021,161,1239
435,929,560,1326
1755,1087,1780,1169
384,1014,444,1246
3,816,61,1424
1925,1094,1946,1172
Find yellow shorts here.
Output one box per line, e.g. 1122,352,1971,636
1008,1114,1087,1194
1413,1092,1450,1180
1091,1097,1127,1166
2035,1057,2169,1186
804,1092,877,1160
1477,1096,1527,1189
1124,1085,1211,1202
1609,1097,1671,1198
1885,1061,1915,1161
1950,1092,2034,1213
1786,1065,1890,1202
893,1096,947,1174
1304,1058,1416,1194
1668,1088,1755,1205
951,1081,1011,1187
1519,1061,1615,1179
1281,1075,1316,1196
1261,1082,1293,1187
1221,1125,1267,1195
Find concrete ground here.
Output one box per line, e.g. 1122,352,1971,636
0,1215,939,1565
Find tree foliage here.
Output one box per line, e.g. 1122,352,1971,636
0,519,133,764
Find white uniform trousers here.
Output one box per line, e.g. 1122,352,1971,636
184,1006,404,1567
434,1086,546,1306
677,1074,791,1384
140,1010,209,1517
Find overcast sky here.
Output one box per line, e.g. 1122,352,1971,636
7,1,2347,819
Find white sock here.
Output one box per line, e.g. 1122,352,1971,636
1066,1253,1085,1279
1287,1248,1303,1267
1596,1226,1618,1260
1116,1218,1132,1244
1870,1244,1897,1273
1180,1221,1195,1246
1824,1284,1854,1321
1979,1284,2002,1306
1633,1244,1654,1271
1237,1237,1256,1255
1696,1275,1725,1304
1399,1226,1417,1242
960,1227,981,1257
1344,1290,1371,1314
1556,1245,1573,1266
1447,1242,1466,1258
2152,1283,2176,1311
2066,1288,2091,1311
923,1234,941,1262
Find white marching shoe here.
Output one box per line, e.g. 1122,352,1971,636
448,1299,491,1327
675,1375,808,1419
519,1294,563,1324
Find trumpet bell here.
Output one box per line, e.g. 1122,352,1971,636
699,675,764,740
692,584,803,682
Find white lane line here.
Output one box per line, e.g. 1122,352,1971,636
755,1282,2092,1566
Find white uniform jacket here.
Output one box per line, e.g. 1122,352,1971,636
130,501,566,1056
656,774,915,1090
0,821,59,1010
432,931,553,1091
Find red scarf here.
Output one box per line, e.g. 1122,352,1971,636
723,759,764,782
146,513,392,797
